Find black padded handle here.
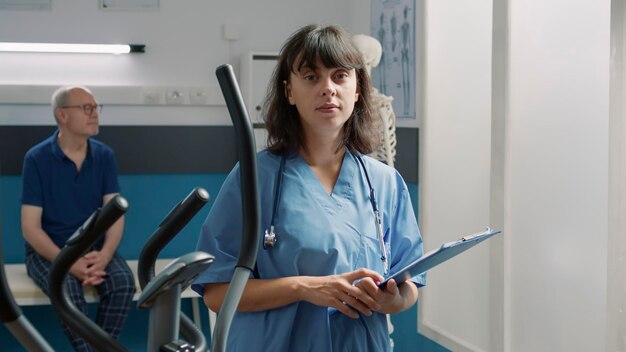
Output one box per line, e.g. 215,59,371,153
0,235,21,322
212,64,261,352
137,187,209,289
48,195,129,352
215,64,260,271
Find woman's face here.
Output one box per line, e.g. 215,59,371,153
285,60,359,141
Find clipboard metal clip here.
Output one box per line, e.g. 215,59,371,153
461,226,493,242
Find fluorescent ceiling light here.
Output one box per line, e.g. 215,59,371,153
0,43,145,54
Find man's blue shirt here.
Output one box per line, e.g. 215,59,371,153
21,130,120,249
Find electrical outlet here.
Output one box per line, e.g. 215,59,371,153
165,86,187,105
142,87,164,104
223,24,240,41
189,87,211,105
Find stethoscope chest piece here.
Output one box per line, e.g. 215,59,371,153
263,225,277,249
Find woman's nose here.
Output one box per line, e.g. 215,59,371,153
321,77,337,97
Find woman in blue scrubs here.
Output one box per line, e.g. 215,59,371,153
193,24,425,351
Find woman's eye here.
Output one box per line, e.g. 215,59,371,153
335,72,349,79
303,74,316,81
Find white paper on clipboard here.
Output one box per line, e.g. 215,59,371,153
378,227,502,288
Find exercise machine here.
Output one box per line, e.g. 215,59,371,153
210,64,260,352
0,221,54,352
2,63,260,351
48,191,213,352
137,187,213,352
48,195,130,351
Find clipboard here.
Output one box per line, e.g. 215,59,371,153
378,227,501,288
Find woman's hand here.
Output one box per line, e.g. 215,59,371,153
299,268,383,319
204,269,404,317
355,278,418,314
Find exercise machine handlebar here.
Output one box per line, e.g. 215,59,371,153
137,187,210,352
48,195,129,352
0,226,53,352
138,187,209,288
211,64,260,352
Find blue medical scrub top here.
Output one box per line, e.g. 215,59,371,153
21,130,120,250
193,148,425,351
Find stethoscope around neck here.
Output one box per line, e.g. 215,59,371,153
263,153,389,275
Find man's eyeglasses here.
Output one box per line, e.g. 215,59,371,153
61,104,102,115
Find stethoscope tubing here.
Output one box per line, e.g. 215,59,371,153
264,152,390,275
355,154,389,275
263,156,285,249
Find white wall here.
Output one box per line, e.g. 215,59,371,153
507,1,610,351
607,0,626,351
422,1,616,351
419,1,494,351
0,0,369,125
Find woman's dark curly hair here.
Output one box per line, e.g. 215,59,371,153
262,24,380,155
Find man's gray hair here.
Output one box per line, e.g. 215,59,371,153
51,85,93,123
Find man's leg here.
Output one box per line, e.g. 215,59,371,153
94,254,136,339
25,250,95,352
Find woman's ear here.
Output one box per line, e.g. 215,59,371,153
284,80,295,105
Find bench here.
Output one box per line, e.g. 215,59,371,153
4,259,216,333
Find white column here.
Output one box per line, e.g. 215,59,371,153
421,1,615,351
608,0,626,350
506,1,610,351
419,1,493,351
